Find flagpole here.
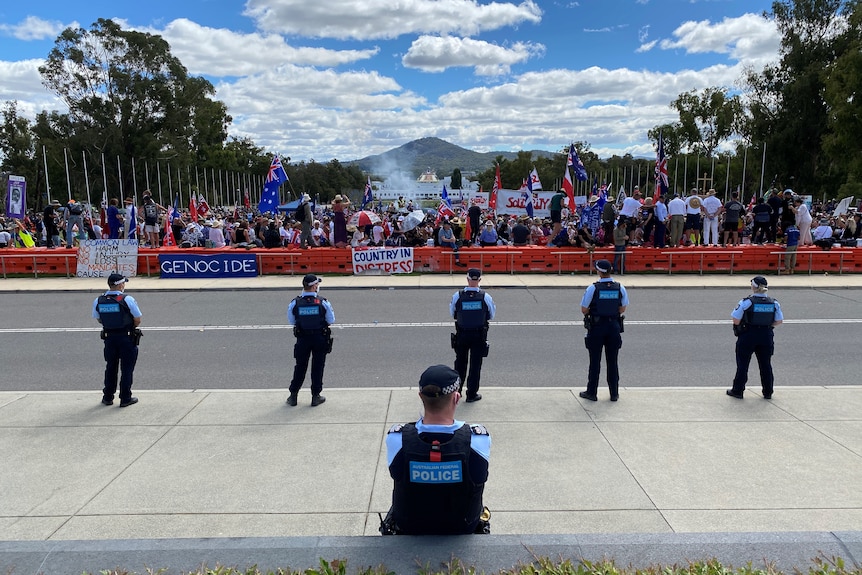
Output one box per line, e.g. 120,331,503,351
63,147,72,201
683,152,688,194
132,157,138,205
116,155,123,202
724,153,731,202
42,145,52,206
758,141,767,197
176,165,182,210
157,162,163,207
167,164,173,207
741,145,748,197
145,161,151,194
101,153,108,201
82,151,92,211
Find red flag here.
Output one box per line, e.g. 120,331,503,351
243,189,250,209
562,162,575,211
197,194,210,217
163,218,175,247
489,164,501,210
189,195,198,222
464,215,472,244
100,200,108,238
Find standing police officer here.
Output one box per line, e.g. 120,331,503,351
727,276,784,399
579,259,628,402
286,273,335,407
93,273,142,407
450,268,496,402
380,365,491,535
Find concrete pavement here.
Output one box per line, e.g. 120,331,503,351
2,273,862,573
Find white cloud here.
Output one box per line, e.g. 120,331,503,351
139,18,379,76
637,40,658,53
659,13,780,66
402,36,544,75
243,0,542,40
638,24,650,43
216,62,747,160
0,59,62,114
0,16,76,41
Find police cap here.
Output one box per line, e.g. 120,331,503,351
467,268,482,281
594,259,612,273
302,273,321,288
107,273,128,287
751,276,768,288
419,365,460,397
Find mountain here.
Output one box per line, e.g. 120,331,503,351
347,137,556,177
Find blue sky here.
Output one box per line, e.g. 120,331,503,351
0,0,779,163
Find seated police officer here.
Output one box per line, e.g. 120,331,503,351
93,273,142,407
579,259,628,402
381,365,491,535
727,276,784,399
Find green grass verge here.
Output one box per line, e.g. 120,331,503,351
85,556,861,575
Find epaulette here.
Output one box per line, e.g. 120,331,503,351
387,423,405,434
470,424,489,436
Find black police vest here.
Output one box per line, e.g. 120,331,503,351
293,296,328,332
590,281,622,317
455,289,488,330
97,294,133,331
390,423,482,534
743,296,776,326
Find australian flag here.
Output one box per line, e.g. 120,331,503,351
655,131,668,200
567,144,588,181
258,155,288,214
362,176,373,209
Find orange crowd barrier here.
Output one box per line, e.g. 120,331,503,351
2,244,861,278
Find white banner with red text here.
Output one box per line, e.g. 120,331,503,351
494,190,557,217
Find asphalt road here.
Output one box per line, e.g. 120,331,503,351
3,287,861,392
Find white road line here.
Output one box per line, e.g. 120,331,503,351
2,318,860,334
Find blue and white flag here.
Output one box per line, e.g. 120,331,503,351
126,204,137,239
441,185,452,207
258,155,288,214
522,189,534,217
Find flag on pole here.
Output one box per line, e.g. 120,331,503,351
489,163,501,210
528,168,542,191
258,155,288,214
654,131,668,200
243,189,250,209
100,193,108,238
522,189,534,217
197,194,210,218
568,146,588,182
189,194,198,222
434,200,456,225
163,196,179,247
362,176,373,209
562,145,576,210
441,185,452,208
127,204,137,239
